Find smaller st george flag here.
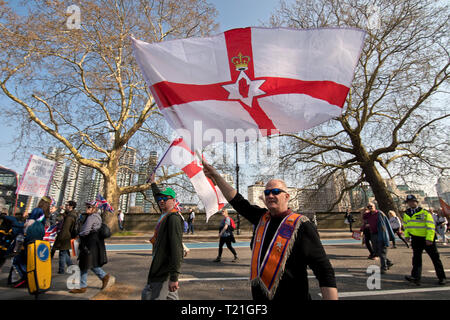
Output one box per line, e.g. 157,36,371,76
154,138,226,222
132,27,365,145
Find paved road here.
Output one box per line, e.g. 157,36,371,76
1,239,450,300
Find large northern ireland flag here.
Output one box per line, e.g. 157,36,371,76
132,27,365,144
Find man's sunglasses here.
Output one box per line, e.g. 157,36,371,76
156,196,173,202
264,188,286,196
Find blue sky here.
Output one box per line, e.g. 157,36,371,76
0,0,281,174
210,0,280,32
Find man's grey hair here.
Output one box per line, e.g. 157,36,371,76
265,179,288,193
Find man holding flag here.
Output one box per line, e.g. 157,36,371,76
202,161,338,301
141,172,184,300
132,25,365,301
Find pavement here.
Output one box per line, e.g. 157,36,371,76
2,228,450,301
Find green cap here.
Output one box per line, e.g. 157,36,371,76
157,187,176,199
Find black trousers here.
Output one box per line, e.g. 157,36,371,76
411,236,446,280
363,228,375,256
218,236,237,257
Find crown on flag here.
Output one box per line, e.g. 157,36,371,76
231,52,250,71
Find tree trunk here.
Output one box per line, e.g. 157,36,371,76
102,150,121,233
350,134,398,214
361,162,398,214
102,174,121,233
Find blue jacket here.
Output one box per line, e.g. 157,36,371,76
377,211,395,247
1,215,24,236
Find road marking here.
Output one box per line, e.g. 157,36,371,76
180,277,249,282
428,269,450,272
179,274,353,282
323,286,450,298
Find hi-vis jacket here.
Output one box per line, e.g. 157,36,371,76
403,207,435,241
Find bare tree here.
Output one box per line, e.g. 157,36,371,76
269,0,449,213
0,0,218,229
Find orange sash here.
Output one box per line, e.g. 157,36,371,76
250,211,305,299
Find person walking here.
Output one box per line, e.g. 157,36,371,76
388,210,409,248
431,209,439,240
117,210,125,231
69,201,112,293
141,173,184,300
213,209,238,263
403,195,446,286
344,210,355,232
53,201,78,274
359,207,376,260
436,210,448,245
48,198,60,228
9,196,50,288
187,209,195,235
363,203,395,274
202,161,337,301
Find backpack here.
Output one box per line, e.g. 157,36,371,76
24,221,45,243
70,215,83,239
228,217,236,232
98,223,111,239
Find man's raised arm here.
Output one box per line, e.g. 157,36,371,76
202,161,237,202
203,160,266,226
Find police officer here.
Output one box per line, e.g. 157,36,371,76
403,195,446,285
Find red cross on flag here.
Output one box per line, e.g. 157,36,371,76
155,137,226,221
132,27,365,145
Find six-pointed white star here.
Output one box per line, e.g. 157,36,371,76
222,72,265,107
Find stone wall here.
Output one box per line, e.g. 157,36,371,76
315,212,362,229
123,211,362,232
123,212,253,232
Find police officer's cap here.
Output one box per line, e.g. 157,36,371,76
405,194,418,203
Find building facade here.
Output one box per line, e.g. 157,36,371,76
46,147,67,207
61,161,94,209
117,146,137,213
134,151,158,213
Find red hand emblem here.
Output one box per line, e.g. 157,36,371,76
239,77,249,98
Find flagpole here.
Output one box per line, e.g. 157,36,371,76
235,142,241,235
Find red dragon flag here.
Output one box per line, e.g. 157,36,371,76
132,27,365,146
154,137,226,222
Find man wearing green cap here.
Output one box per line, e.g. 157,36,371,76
141,173,184,300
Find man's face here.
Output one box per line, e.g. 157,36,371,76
157,195,175,212
86,205,96,214
407,200,418,208
263,180,290,214
367,204,376,212
65,203,73,212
